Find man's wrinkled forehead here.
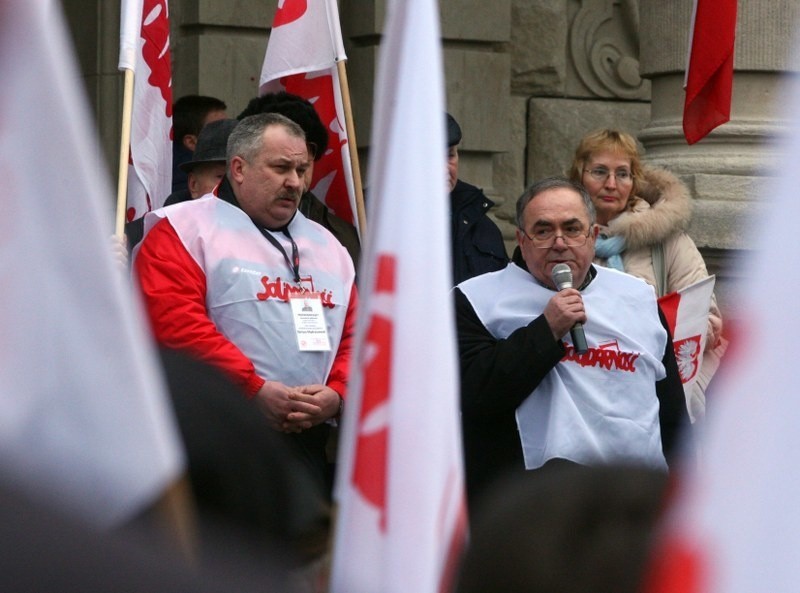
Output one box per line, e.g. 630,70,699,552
524,190,590,227
262,128,310,166
268,151,308,166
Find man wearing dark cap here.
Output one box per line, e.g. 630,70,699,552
446,112,509,284
164,118,239,206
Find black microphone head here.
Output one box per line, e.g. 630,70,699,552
551,263,573,290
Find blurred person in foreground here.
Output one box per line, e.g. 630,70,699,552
455,464,669,593
568,129,725,422
0,349,328,593
454,177,687,505
152,348,332,591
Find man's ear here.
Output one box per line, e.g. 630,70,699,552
515,228,525,247
591,224,599,239
183,134,198,151
229,156,246,184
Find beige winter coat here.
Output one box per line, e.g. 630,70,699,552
593,166,725,422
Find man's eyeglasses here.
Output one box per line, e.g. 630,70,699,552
521,226,592,249
584,167,633,184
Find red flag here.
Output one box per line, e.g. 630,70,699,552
259,0,359,233
119,0,173,220
329,0,467,589
682,0,737,145
658,276,715,401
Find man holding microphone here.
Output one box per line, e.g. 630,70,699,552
453,177,688,505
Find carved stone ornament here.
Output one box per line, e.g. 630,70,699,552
569,0,650,100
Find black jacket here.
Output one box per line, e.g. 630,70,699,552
450,180,508,285
299,191,361,272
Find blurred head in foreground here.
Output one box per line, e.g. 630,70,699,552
456,463,669,593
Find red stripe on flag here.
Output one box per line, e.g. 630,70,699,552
352,255,395,531
658,291,681,338
280,72,355,225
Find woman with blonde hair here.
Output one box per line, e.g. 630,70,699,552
569,128,725,422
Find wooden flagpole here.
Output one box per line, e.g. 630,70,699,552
336,59,367,237
115,68,134,238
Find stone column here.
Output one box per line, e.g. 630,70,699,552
638,0,800,313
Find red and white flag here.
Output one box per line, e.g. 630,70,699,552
329,0,467,590
642,46,800,593
683,0,737,145
119,0,173,220
259,0,359,233
658,275,715,400
0,0,184,528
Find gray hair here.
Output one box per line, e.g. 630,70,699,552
515,176,596,229
226,112,306,171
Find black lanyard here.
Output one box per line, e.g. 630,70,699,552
258,226,301,284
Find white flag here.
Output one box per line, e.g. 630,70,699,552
640,40,800,593
119,0,173,220
329,0,467,591
259,0,359,232
0,0,184,528
658,275,715,401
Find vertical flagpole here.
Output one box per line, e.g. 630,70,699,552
337,60,367,236
115,68,134,238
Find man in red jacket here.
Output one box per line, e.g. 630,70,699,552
133,113,357,497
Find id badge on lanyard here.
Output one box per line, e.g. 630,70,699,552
290,293,331,351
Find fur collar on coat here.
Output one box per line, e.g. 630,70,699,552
603,166,692,251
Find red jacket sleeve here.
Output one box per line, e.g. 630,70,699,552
133,218,265,397
326,283,358,399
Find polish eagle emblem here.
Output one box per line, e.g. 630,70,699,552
674,335,702,383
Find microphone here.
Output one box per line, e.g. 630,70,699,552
551,263,588,354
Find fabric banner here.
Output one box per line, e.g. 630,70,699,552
658,275,715,400
259,0,358,233
642,42,800,593
328,0,467,590
0,0,184,528
682,0,737,144
119,0,173,220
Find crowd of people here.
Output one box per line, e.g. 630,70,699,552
111,92,723,591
